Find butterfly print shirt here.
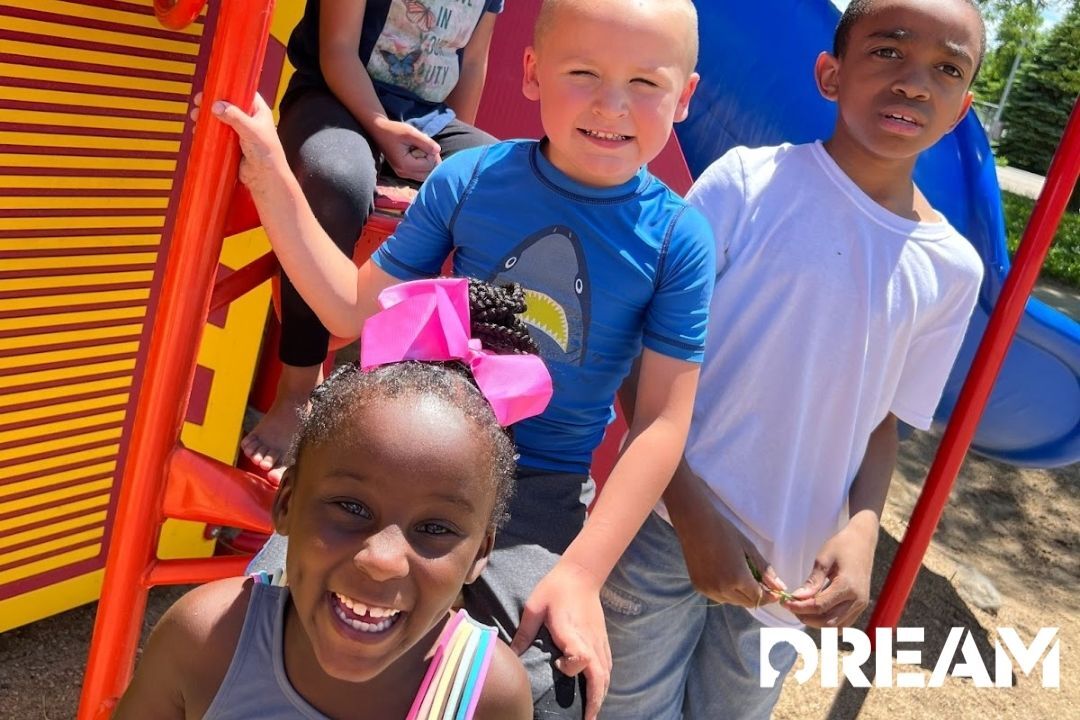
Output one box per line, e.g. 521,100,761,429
283,0,504,117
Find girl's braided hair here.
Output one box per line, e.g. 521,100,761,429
290,279,539,529
467,280,536,355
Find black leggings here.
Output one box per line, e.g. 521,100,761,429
275,88,496,367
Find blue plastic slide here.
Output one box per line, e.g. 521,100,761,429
677,0,1080,468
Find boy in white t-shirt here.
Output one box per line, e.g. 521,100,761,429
601,0,986,717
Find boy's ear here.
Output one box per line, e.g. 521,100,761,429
270,468,296,537
522,47,541,102
949,90,975,131
674,72,700,124
815,51,841,101
464,530,496,584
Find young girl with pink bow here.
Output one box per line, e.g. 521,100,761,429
114,279,549,720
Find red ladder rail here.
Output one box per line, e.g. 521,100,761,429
77,2,276,717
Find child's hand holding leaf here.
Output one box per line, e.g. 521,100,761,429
665,460,788,608
745,555,795,603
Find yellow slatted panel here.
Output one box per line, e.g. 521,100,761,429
2,16,201,56
0,444,121,482
0,107,185,135
0,236,164,251
1,36,195,74
0,341,141,371
2,0,204,38
0,288,151,314
1,250,157,266
0,545,103,587
1,220,162,234
1,397,130,431
0,479,113,524
1,529,106,566
0,376,132,410
0,177,173,190
0,64,193,100
0,359,137,390
0,0,207,620
0,305,146,332
0,427,125,465
0,0,286,633
0,154,177,172
0,462,115,501
1,331,141,355
0,511,110,549
0,131,181,154
0,492,112,535
0,196,170,210
0,410,128,448
0,269,156,292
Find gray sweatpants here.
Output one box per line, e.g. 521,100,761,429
463,467,594,719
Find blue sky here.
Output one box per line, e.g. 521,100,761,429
1043,4,1065,24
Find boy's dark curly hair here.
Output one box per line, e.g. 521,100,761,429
290,279,539,529
833,0,986,77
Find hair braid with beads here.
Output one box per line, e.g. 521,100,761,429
467,278,538,356
288,279,540,528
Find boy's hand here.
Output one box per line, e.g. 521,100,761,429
371,118,442,182
784,516,877,628
665,461,786,607
193,92,288,199
677,501,786,608
510,562,611,720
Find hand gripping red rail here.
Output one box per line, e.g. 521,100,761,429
77,2,277,717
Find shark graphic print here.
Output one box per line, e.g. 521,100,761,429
488,225,590,366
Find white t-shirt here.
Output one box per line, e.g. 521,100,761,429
666,141,983,627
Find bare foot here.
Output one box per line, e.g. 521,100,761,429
241,363,322,481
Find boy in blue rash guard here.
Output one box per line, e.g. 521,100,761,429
207,1,712,717
375,141,709,475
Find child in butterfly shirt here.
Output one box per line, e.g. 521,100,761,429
243,0,503,481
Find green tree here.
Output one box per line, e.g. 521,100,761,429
998,0,1080,207
972,1,1044,104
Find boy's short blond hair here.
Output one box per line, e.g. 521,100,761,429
533,0,699,72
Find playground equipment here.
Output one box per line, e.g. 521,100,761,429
0,0,1075,717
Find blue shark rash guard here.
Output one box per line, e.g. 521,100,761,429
373,140,715,473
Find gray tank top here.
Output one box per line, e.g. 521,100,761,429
202,582,331,719
203,580,499,720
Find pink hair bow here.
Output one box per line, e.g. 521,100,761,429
360,278,553,426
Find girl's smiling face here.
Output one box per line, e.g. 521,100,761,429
273,393,498,683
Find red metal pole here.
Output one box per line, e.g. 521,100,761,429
76,3,274,718
868,97,1080,632
145,556,254,586
209,250,278,313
